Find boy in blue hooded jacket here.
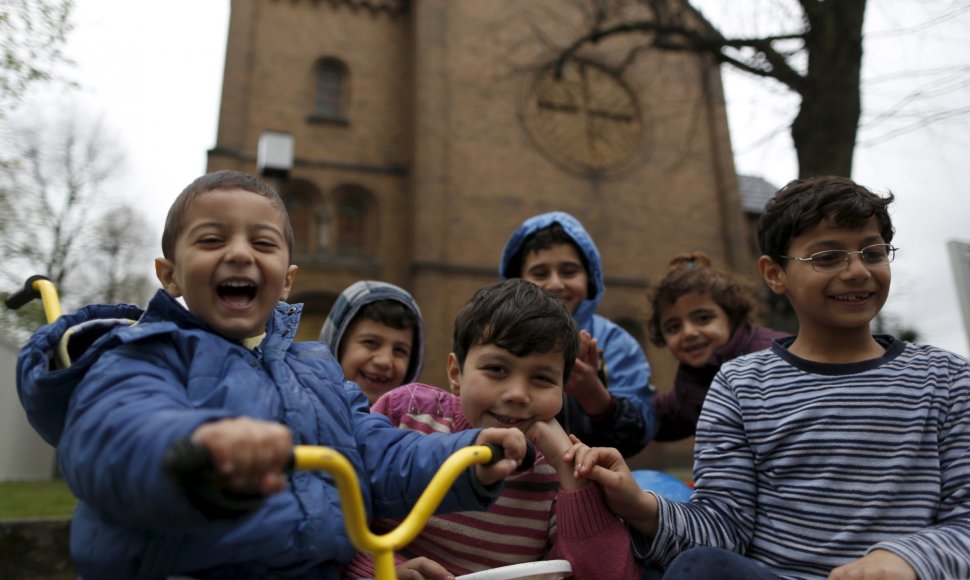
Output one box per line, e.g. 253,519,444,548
16,170,528,580
500,211,655,457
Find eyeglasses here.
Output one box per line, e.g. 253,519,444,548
781,243,898,273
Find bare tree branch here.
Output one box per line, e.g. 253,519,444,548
0,104,153,340
0,0,74,115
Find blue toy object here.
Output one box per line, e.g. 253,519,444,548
632,470,694,502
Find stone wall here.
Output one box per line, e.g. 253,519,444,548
0,518,74,580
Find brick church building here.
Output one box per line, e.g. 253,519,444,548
206,0,755,468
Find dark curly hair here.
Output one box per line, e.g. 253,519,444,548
757,176,895,264
453,279,579,384
646,252,757,347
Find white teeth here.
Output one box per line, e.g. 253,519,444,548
833,294,868,301
223,280,254,287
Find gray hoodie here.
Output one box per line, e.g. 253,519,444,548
319,280,424,385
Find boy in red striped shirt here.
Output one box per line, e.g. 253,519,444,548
342,279,642,580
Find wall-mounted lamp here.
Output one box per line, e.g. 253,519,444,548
257,131,294,180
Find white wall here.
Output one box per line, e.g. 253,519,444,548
949,240,970,353
0,339,57,481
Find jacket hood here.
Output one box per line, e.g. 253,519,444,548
319,280,425,384
17,290,304,447
17,302,145,446
498,211,604,328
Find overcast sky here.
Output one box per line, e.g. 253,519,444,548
35,0,970,358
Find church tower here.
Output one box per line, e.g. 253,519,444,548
209,0,747,468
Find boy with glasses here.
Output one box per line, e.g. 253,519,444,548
569,176,970,579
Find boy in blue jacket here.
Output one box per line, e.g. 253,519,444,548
500,211,655,457
16,170,528,580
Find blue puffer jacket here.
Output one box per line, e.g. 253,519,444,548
17,290,492,580
500,211,655,456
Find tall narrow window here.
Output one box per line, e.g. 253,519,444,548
280,179,326,258
333,186,375,258
311,58,348,123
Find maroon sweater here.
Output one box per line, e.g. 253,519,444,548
652,322,789,441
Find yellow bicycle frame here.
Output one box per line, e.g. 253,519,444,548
293,444,500,580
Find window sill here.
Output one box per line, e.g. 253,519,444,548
306,113,350,126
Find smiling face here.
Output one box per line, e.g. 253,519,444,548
448,344,564,431
521,242,588,315
339,318,413,404
760,216,890,346
155,188,298,340
659,291,733,368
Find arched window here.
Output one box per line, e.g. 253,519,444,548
332,185,375,258
311,58,348,123
280,179,327,258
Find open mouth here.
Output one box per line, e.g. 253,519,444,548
488,412,528,426
830,292,873,303
683,342,709,356
359,370,393,385
217,280,258,307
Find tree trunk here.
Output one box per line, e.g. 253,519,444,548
791,0,867,178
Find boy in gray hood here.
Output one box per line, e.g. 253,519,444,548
320,280,424,405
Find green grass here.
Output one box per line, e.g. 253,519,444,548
0,481,77,519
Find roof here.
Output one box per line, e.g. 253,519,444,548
738,174,780,215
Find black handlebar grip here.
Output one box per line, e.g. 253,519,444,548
484,441,536,473
4,275,50,310
162,438,266,519
162,438,216,483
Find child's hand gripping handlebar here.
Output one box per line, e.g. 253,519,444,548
164,439,536,580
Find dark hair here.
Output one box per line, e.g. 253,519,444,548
757,176,895,263
506,223,593,296
355,299,419,332
646,252,757,347
161,170,296,260
452,279,579,383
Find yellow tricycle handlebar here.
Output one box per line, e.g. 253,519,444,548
293,444,504,580
163,439,531,580
4,275,62,322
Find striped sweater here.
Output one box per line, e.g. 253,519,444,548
638,336,970,579
342,383,641,580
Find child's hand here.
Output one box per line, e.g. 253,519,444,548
191,417,292,495
473,427,528,485
828,550,916,580
566,331,598,395
565,331,611,415
567,435,658,535
525,419,588,490
396,556,454,580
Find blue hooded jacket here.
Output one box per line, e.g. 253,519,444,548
17,290,494,579
500,212,655,456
